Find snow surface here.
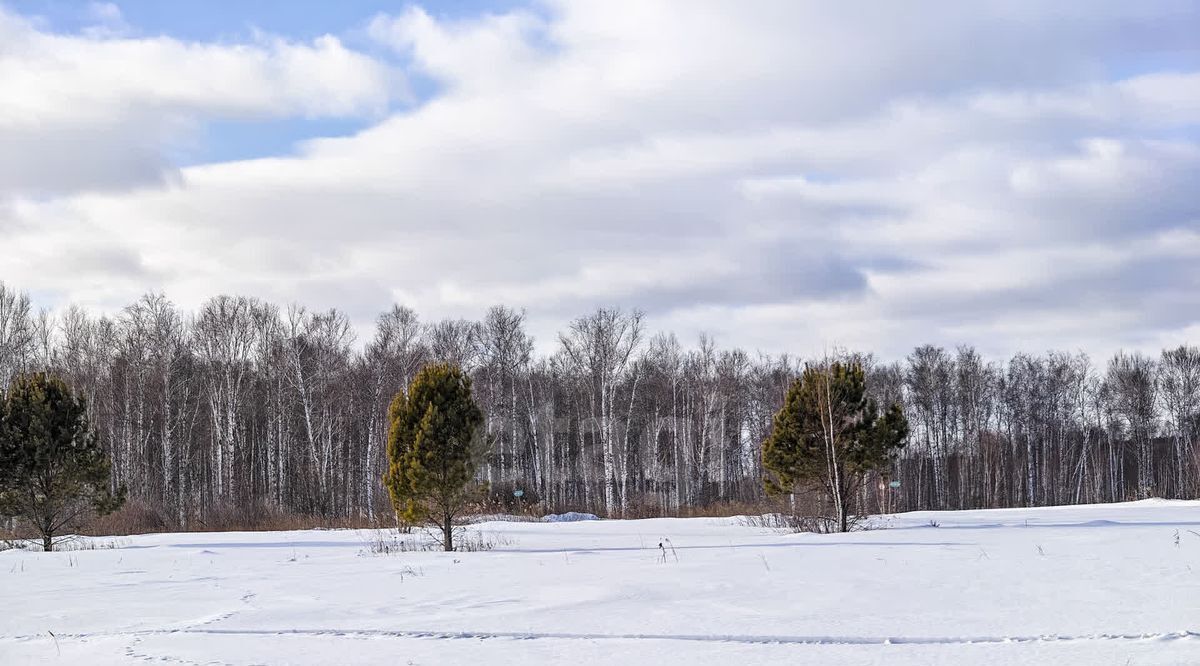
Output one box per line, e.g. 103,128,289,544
3,500,1200,664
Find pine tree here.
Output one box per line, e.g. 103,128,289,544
383,363,486,551
0,373,125,551
762,359,907,532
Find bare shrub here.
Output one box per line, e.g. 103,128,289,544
189,503,382,533
77,500,393,537
739,513,844,533
86,500,172,536
0,521,20,551
359,530,437,556
482,481,541,515
360,526,514,555
54,537,132,551
456,530,514,552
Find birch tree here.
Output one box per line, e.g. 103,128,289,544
1159,346,1200,497
1107,352,1158,499
559,308,643,516
193,296,263,504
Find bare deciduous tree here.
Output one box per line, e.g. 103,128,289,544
0,281,1195,529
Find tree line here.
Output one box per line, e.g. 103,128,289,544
0,282,1197,527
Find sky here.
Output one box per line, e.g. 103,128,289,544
0,1,1198,360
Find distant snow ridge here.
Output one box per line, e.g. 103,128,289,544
541,512,600,523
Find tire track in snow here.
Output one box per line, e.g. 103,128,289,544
5,627,1199,647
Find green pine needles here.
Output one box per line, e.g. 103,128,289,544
762,359,908,532
0,373,125,551
383,363,487,551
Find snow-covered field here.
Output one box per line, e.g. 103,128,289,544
3,500,1200,665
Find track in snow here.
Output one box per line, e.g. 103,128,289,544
5,627,1198,647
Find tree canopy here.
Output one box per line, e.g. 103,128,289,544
763,360,908,532
0,373,124,551
383,363,486,551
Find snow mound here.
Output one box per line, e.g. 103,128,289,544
541,512,600,523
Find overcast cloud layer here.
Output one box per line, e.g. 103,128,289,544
1,0,1198,359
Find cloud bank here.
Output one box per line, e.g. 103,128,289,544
0,0,1197,358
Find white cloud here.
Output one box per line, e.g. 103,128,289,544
0,6,401,195
0,1,1197,359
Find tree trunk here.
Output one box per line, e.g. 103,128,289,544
442,514,454,552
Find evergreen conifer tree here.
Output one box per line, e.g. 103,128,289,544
762,360,907,532
0,373,125,551
383,363,486,551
